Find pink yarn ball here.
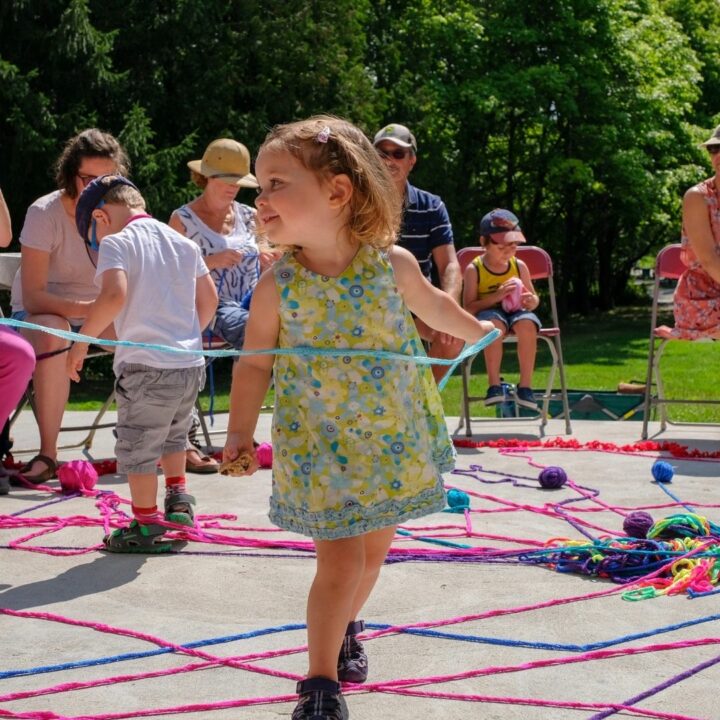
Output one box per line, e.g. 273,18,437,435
501,277,524,313
256,442,273,468
57,460,98,494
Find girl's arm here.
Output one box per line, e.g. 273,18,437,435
390,246,495,344
517,259,540,311
223,270,279,474
684,187,720,285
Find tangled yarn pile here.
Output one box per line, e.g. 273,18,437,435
531,513,719,600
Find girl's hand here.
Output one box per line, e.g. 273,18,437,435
221,432,258,476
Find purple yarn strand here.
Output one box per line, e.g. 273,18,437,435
587,652,720,720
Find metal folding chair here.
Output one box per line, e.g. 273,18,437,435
456,245,571,437
641,243,720,439
9,347,116,452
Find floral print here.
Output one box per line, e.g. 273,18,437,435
269,245,453,539
673,177,720,339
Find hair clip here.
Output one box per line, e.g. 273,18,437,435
316,126,331,144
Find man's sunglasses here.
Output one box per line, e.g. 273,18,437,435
707,145,720,155
377,148,412,160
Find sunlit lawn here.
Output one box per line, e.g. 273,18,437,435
67,307,719,425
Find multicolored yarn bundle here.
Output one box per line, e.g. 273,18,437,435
531,512,719,600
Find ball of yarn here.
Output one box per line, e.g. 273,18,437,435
623,510,655,538
57,460,98,494
538,466,567,489
648,512,710,539
256,442,273,468
651,460,674,484
446,488,470,511
501,277,524,313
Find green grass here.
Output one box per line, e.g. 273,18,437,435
66,307,720,423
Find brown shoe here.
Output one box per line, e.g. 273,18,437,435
185,448,219,474
18,454,58,485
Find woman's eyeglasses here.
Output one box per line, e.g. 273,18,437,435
706,145,720,156
377,148,411,160
77,173,99,187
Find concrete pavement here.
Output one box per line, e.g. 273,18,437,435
1,409,718,719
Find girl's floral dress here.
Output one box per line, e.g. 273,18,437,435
269,244,453,539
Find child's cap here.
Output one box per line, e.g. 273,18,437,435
187,138,259,188
478,208,527,244
75,174,140,242
373,123,417,152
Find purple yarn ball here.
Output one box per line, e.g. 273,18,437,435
623,511,655,538
538,466,567,489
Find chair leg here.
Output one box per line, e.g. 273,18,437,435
194,398,213,450
461,357,473,437
641,338,657,440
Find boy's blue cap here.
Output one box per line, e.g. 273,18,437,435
75,174,139,241
478,208,527,244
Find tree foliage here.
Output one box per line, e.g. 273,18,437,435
1,0,718,313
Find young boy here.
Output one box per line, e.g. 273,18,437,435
462,208,541,411
68,175,218,552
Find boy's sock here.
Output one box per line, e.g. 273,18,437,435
165,475,187,496
132,504,160,525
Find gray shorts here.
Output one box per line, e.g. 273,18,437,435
114,364,205,474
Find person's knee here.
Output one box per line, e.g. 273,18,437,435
24,314,71,352
513,320,538,338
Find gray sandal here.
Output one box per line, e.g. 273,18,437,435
164,490,196,526
103,520,172,553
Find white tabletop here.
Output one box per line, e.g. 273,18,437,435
0,251,20,291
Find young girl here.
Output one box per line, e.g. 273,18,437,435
462,208,541,411
222,116,495,720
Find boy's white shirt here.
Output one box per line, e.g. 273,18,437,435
95,217,208,372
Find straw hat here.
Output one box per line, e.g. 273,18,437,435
187,138,258,188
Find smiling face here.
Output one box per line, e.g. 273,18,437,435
254,148,350,249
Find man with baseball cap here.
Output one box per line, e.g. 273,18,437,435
373,122,463,382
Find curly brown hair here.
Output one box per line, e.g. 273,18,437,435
259,115,401,249
55,129,130,199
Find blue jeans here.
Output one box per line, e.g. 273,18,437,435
212,301,249,351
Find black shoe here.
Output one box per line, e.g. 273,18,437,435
484,385,504,406
337,620,368,683
516,386,539,410
291,677,348,719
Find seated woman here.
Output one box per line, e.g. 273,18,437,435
658,125,720,341
9,129,129,482
169,138,279,473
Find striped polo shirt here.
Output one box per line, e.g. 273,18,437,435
399,182,454,282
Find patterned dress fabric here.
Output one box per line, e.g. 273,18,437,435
269,245,454,539
175,201,259,303
673,177,720,339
